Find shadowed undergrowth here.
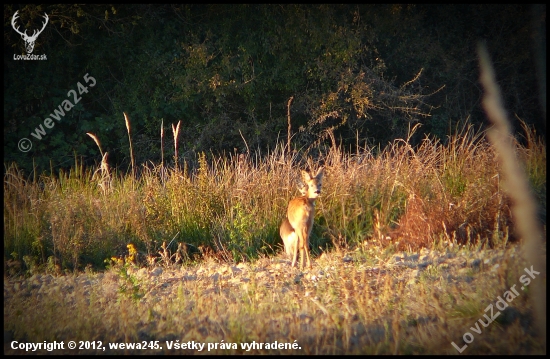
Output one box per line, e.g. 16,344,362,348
3,120,546,355
3,121,545,274
4,41,546,354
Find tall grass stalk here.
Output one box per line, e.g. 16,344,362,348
478,42,546,349
160,119,164,169
3,116,545,273
124,112,135,179
172,120,181,170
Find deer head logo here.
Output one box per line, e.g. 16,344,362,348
11,10,49,54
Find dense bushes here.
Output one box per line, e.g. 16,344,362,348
4,5,544,175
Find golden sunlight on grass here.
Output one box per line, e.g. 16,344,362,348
3,91,546,354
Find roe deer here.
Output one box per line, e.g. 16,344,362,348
280,186,306,257
280,167,324,269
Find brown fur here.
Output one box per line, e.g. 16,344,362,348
279,217,298,257
280,167,324,269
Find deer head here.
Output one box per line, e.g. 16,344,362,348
12,10,49,54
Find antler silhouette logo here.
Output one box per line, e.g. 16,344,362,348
11,10,49,54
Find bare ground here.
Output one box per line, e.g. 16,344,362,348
4,242,546,354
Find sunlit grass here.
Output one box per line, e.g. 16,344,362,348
3,120,545,274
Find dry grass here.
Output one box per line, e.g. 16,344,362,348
478,42,546,350
3,91,546,353
3,243,545,354
3,118,545,271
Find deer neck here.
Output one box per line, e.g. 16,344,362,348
304,196,317,206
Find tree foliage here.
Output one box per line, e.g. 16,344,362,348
4,4,544,174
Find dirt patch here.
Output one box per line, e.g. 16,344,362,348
4,244,545,354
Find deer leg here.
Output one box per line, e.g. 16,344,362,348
291,234,299,268
304,241,311,269
299,228,308,269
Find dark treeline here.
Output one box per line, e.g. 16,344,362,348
4,4,545,174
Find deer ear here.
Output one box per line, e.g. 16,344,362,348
301,170,312,182
315,167,324,179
